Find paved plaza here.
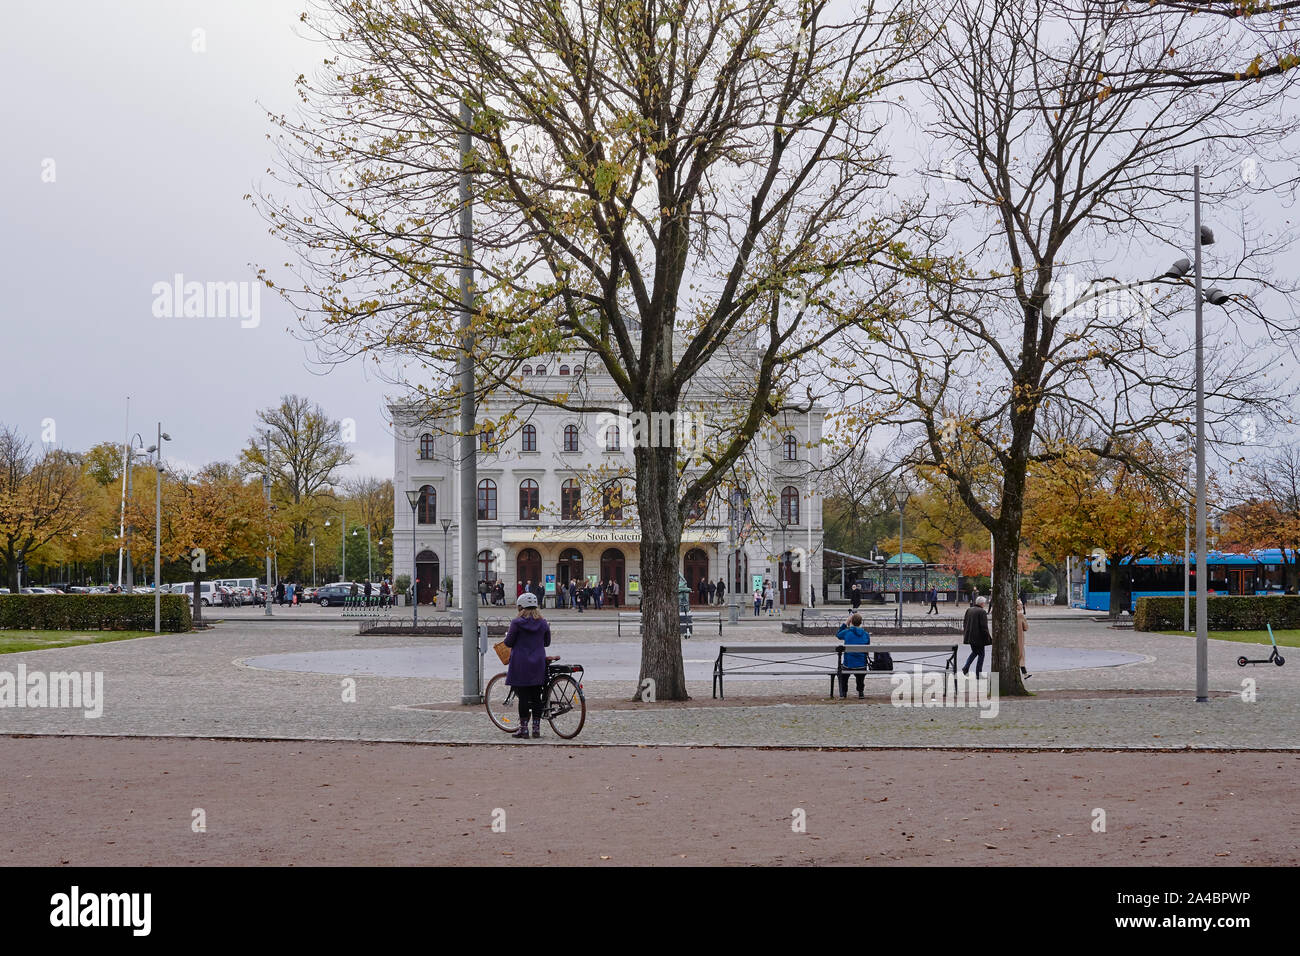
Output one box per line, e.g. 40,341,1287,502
0,606,1294,749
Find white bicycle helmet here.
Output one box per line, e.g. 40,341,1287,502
517,592,539,609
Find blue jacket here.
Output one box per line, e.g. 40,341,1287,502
504,615,551,687
836,625,871,669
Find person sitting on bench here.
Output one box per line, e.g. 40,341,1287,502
836,613,871,699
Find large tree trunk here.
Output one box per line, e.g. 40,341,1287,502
990,526,1027,697
634,441,688,701
1047,560,1068,605
1108,553,1132,619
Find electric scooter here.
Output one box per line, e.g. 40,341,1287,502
1236,623,1286,667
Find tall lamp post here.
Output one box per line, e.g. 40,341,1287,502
324,514,347,582
1190,166,1232,703
123,432,147,592
151,424,171,634
441,518,453,609
405,489,422,628
353,526,373,583
895,483,911,627
310,538,317,588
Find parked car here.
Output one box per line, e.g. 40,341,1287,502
169,581,219,606
21,587,60,594
315,583,360,607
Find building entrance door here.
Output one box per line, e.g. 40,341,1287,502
683,548,709,606
600,548,625,607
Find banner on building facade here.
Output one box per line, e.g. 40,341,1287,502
502,528,726,545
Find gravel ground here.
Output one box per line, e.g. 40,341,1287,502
1,737,1295,866
0,613,1292,749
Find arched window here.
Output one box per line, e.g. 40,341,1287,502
521,424,537,452
478,549,498,582
519,479,539,520
478,428,495,453
561,478,581,520
477,479,497,520
605,424,621,452
418,433,435,460
536,365,547,376
417,485,436,524
573,366,584,377
522,365,532,376
559,365,570,375
780,486,800,526
687,495,706,521
602,482,624,521
783,434,798,461
563,424,579,452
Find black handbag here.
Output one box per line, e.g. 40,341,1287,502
869,652,893,671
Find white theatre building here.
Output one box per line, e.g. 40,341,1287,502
391,354,825,608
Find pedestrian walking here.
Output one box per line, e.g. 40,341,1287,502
928,586,939,615
962,596,991,679
810,583,816,608
715,577,726,606
275,580,285,606
380,579,390,607
503,591,551,739
707,579,716,605
363,579,372,605
697,578,707,606
850,582,861,610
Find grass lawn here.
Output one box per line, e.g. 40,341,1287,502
1169,629,1300,647
0,630,160,655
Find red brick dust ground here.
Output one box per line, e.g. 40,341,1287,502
2,736,1295,866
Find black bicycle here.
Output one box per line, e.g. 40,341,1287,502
485,656,587,739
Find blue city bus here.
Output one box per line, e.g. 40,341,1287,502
1080,549,1296,612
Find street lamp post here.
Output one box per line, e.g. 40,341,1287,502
441,518,453,609
353,526,372,583
1193,166,1211,703
895,483,911,627
324,514,347,583
406,489,422,628
310,539,316,588
152,423,171,634
123,433,147,593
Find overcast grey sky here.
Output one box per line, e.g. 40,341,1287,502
3,2,1296,483
1,0,392,479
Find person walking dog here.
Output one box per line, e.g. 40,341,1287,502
503,591,551,739
962,595,992,679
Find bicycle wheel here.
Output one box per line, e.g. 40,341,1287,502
545,674,586,739
484,673,521,732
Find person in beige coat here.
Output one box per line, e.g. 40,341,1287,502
1016,600,1031,679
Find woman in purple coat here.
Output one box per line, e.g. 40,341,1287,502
504,591,552,739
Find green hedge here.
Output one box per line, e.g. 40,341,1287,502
1134,595,1300,632
0,595,193,632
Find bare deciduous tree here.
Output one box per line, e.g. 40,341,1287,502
256,0,931,698
841,0,1300,693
